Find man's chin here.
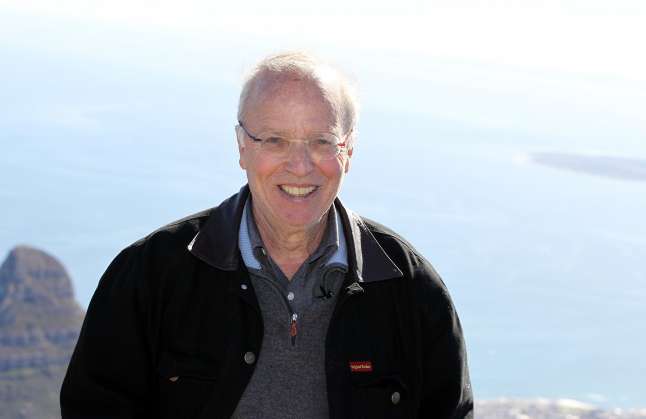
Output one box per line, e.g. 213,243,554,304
274,210,328,231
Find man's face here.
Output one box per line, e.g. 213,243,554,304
238,77,352,232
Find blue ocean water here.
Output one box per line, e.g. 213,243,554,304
1,39,645,409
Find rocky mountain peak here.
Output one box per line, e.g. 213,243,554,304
0,245,84,336
0,245,76,308
0,245,85,418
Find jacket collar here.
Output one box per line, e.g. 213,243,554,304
188,185,403,283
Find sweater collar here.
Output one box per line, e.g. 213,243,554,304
188,185,403,283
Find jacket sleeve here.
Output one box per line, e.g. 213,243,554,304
60,245,155,418
415,263,474,419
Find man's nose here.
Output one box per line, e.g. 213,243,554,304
284,140,314,175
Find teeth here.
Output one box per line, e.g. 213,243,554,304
280,185,317,197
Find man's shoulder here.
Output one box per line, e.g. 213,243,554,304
359,217,420,256
122,207,215,263
358,216,431,272
357,215,450,297
140,208,212,244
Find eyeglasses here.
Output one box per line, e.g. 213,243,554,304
236,121,349,162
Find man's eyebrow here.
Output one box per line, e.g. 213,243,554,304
260,130,289,137
256,128,337,137
247,125,287,136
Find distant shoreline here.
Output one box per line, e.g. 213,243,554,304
477,398,646,418
528,152,646,182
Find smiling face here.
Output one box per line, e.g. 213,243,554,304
238,74,352,235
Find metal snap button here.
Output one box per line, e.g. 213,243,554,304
244,351,256,365
287,291,295,301
241,284,248,290
169,376,179,382
391,391,401,405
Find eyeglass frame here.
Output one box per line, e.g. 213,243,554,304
236,120,351,161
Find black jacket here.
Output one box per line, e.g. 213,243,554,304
61,186,473,419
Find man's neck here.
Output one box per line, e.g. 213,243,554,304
252,206,328,280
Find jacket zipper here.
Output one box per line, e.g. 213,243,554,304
290,313,298,346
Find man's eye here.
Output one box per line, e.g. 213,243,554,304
264,137,285,146
313,137,333,146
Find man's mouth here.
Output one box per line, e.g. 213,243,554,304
279,185,318,197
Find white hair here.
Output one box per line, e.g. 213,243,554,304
237,51,359,147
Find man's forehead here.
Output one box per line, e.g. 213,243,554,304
245,74,339,130
251,73,327,103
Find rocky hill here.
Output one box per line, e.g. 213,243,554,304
0,246,84,419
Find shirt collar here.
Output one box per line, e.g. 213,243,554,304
188,185,402,283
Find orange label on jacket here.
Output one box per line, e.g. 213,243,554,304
349,361,373,372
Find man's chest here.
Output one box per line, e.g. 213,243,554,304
154,267,415,419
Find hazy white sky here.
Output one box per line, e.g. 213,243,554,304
1,0,645,155
2,0,646,81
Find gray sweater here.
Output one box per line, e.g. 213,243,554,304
231,200,348,419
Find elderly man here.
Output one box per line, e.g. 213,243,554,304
61,52,473,418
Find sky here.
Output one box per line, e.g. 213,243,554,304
2,0,645,156
2,0,646,79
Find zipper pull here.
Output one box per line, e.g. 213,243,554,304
290,313,298,346
345,282,364,296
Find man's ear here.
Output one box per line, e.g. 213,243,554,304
238,146,247,170
344,146,353,173
236,126,247,170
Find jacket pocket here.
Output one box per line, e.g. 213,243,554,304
350,374,410,419
157,350,221,419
